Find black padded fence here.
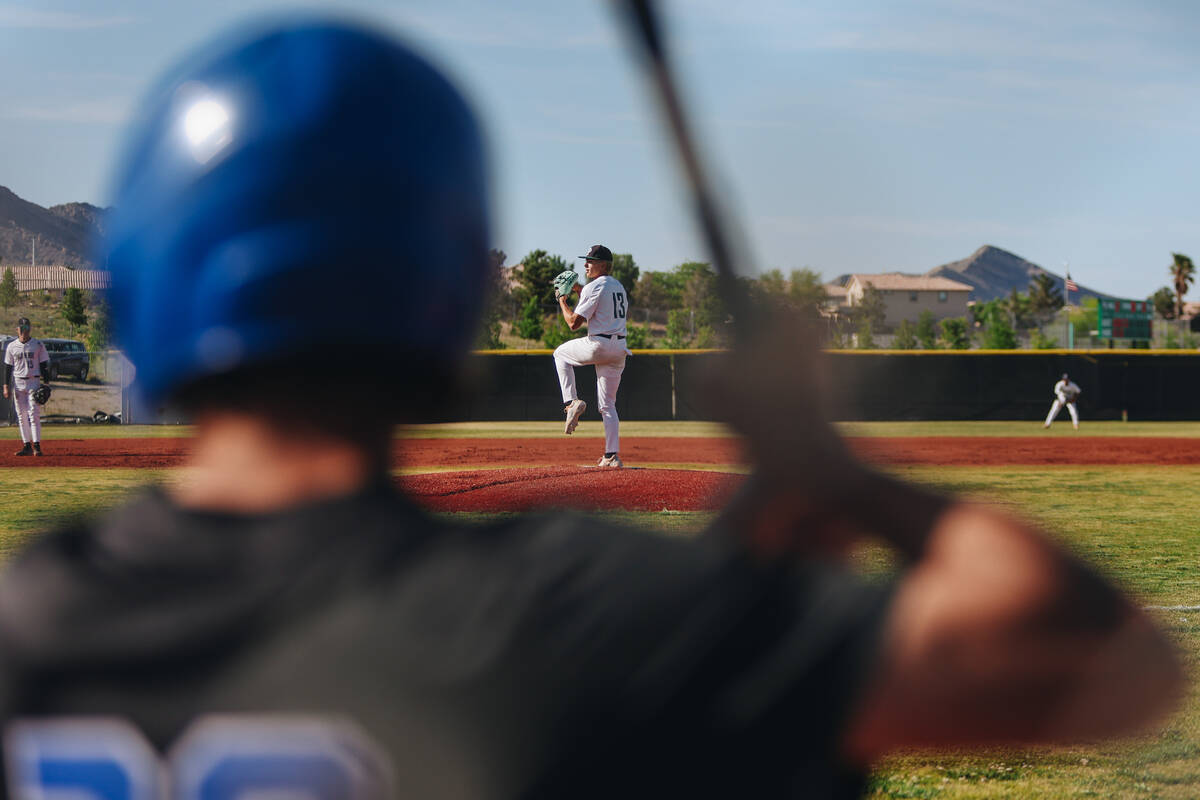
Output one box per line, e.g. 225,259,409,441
114,350,1200,424
445,351,1200,423
446,351,679,423
823,352,1200,421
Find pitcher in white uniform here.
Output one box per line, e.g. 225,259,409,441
555,244,631,467
3,317,50,456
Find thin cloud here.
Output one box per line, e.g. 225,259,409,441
758,213,1035,240
387,7,617,51
849,71,1200,132
6,100,131,125
0,6,136,29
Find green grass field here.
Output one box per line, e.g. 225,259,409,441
1,420,1198,797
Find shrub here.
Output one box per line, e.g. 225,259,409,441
542,315,580,349
664,310,690,349
86,301,113,352
981,315,1017,349
915,311,938,349
1031,329,1058,349
939,317,971,350
892,319,917,350
0,268,17,311
855,318,876,349
515,296,544,341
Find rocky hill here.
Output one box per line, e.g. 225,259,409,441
925,245,1109,303
0,185,105,269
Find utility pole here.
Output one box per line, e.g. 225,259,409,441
32,236,36,269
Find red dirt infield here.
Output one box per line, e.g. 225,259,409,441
401,466,739,512
3,435,1195,512
0,436,1197,469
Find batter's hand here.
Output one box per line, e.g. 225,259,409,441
706,308,864,556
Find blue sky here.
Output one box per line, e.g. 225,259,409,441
2,0,1198,298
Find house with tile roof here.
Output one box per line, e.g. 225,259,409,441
845,273,972,328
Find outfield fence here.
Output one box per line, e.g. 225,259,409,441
9,348,1200,425
455,349,1200,423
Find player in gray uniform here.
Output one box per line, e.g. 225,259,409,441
1044,372,1082,430
3,318,49,456
555,244,631,467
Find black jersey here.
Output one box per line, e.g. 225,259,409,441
0,484,890,799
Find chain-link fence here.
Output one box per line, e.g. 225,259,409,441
4,349,129,426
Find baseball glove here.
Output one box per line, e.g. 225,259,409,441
552,269,579,298
32,384,51,405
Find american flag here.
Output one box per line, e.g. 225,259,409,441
1065,273,1078,293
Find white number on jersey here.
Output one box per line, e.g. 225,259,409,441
611,292,626,319
5,715,394,800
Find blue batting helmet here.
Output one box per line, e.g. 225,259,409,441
100,17,490,403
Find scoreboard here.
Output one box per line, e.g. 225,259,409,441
1097,298,1153,342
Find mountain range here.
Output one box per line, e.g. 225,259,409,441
0,185,106,269
925,245,1109,303
0,185,1115,303
834,245,1111,303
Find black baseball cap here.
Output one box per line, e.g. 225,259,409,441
1062,372,1069,379
578,244,612,262
16,318,29,330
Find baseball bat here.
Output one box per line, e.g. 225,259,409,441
612,0,754,339
614,0,846,554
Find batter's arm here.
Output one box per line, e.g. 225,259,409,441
708,313,1181,762
726,461,1183,762
842,494,1180,761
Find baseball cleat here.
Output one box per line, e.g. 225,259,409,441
32,443,43,456
14,443,32,456
563,399,586,435
597,454,624,468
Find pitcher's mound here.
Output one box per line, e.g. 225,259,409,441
400,466,742,512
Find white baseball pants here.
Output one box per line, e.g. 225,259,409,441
1045,398,1079,428
12,377,42,444
554,335,628,455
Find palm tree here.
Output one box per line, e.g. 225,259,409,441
1170,253,1195,320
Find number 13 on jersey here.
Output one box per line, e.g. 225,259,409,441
611,292,626,319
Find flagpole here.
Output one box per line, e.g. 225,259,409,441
1065,262,1073,350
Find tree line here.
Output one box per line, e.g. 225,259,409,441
477,248,843,350
0,263,112,351
477,249,1066,350
477,249,1197,350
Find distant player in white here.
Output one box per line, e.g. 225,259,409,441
555,244,631,467
3,317,50,455
1044,372,1081,430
